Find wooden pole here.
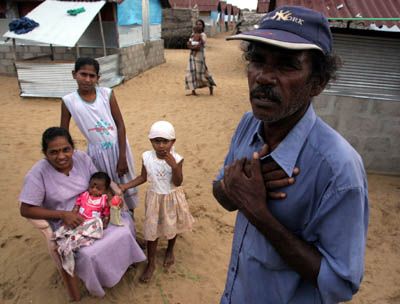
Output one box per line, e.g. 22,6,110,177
98,12,107,57
50,44,54,61
12,38,17,61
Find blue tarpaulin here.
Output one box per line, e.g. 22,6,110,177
149,0,162,24
117,0,142,26
211,11,219,22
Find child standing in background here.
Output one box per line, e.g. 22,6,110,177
119,121,194,283
60,57,139,214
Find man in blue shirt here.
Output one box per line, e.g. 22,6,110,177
213,6,369,304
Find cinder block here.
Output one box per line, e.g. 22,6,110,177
372,100,400,117
380,119,400,137
40,46,50,53
313,94,336,114
22,52,34,59
336,96,369,114
81,48,95,55
5,52,14,59
319,115,339,130
7,65,17,75
55,47,67,54
343,116,380,136
121,54,129,62
53,53,62,60
365,155,400,174
63,53,75,61
364,137,391,153
392,136,400,152
95,48,105,55
29,46,41,53
343,135,363,153
108,49,117,55
0,46,11,53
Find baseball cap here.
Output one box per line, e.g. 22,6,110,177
227,6,332,55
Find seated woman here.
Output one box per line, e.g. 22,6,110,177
19,127,146,300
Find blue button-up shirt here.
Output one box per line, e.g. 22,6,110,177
216,105,368,304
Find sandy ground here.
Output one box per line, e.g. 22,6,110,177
0,33,399,304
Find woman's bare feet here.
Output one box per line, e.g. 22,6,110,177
139,263,155,283
186,90,198,96
163,249,175,268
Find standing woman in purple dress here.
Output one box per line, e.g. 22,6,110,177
19,127,146,300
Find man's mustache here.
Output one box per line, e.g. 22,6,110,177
250,86,282,103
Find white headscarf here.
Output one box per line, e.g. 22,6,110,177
148,121,176,140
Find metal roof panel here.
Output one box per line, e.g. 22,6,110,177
256,0,400,29
226,3,232,14
168,0,219,11
3,0,105,47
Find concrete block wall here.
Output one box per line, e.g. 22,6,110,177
162,8,199,49
119,39,165,80
314,94,400,175
0,44,117,76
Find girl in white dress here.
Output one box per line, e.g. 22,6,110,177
61,57,138,213
119,121,194,283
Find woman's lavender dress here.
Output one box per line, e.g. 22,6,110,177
19,150,146,297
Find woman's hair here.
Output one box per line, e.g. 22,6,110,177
74,57,100,75
90,171,111,189
42,127,74,153
241,41,341,84
196,19,205,32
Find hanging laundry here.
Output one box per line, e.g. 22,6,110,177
67,7,86,16
9,17,39,34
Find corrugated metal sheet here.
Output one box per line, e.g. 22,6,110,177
218,1,227,12
197,0,219,11
325,33,400,101
97,54,124,88
168,0,219,11
257,0,400,29
257,0,268,13
16,54,123,98
226,3,232,15
167,0,189,8
1,18,118,47
3,0,105,47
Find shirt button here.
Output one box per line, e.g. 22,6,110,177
231,266,235,272
225,292,229,297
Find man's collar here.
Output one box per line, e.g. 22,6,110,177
251,104,317,177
